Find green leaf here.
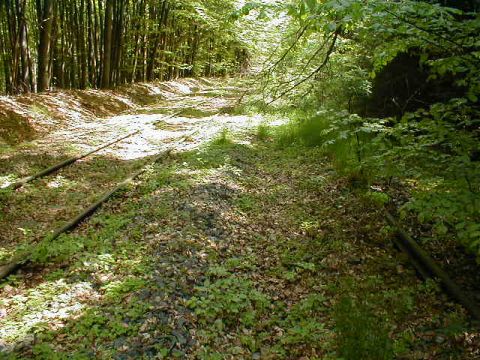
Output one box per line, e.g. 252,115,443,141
467,93,478,103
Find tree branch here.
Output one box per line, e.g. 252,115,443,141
268,30,339,105
265,23,309,73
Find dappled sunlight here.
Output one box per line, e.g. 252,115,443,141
0,220,160,352
0,155,142,249
0,247,10,263
1,105,478,356
0,278,99,351
46,175,73,189
14,82,269,161
0,78,222,152
0,175,17,189
0,0,478,354
158,81,193,96
31,107,279,161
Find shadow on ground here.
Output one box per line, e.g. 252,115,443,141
0,152,151,253
1,140,478,359
0,143,260,358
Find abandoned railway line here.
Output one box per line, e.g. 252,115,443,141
0,83,247,280
0,79,479,358
2,96,219,191
2,83,479,325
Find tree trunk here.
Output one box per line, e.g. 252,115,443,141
37,0,53,92
16,0,32,92
101,0,114,88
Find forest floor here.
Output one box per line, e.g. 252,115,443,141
0,79,479,359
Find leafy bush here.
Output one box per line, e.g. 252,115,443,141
272,101,480,260
262,0,480,261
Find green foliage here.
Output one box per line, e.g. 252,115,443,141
364,191,390,206
211,128,233,147
334,297,394,360
234,194,258,212
68,299,150,346
256,124,271,141
30,234,88,264
263,0,480,260
187,275,270,328
0,182,15,200
31,343,60,359
102,277,148,303
279,294,327,345
274,111,329,148
0,0,249,94
275,103,479,258
273,109,383,179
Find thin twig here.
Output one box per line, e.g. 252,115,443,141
275,34,334,90
266,24,310,74
267,31,339,105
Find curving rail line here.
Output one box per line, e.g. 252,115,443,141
0,93,225,280
1,95,218,191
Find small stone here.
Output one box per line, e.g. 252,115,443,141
435,335,446,344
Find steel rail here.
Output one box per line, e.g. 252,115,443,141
2,96,218,190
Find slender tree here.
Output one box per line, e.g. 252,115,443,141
0,0,248,95
37,0,53,92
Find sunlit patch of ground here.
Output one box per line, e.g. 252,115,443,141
0,78,264,165
0,78,231,153
0,77,284,259
0,279,99,352
0,77,301,357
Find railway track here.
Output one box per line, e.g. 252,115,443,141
0,89,232,280
386,211,480,322
1,95,218,191
0,82,479,356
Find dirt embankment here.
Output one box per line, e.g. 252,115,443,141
0,79,208,146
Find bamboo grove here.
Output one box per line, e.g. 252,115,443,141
0,0,249,95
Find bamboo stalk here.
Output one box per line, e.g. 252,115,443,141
386,211,480,322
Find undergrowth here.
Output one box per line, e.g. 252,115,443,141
1,126,473,358
334,296,393,360
267,105,480,262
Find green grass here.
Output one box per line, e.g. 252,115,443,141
234,194,259,213
210,128,233,147
334,296,394,360
256,124,271,141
